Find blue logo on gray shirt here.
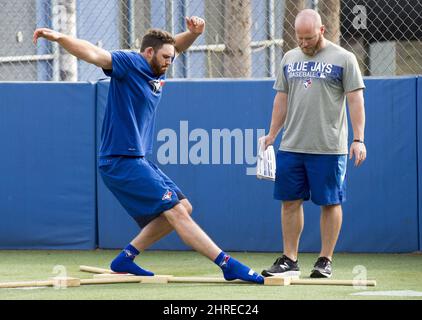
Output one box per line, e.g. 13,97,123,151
284,61,343,83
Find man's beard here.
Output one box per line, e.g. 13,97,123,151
301,34,323,56
151,55,167,76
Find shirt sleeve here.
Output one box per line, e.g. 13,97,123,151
343,52,365,93
102,51,133,79
273,54,289,93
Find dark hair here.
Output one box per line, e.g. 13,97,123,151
140,29,176,52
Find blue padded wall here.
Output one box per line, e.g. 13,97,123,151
2,78,418,252
96,78,420,252
0,82,97,249
338,77,419,252
418,76,422,251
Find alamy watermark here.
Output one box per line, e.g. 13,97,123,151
352,5,367,30
52,264,68,289
156,121,266,175
352,265,369,290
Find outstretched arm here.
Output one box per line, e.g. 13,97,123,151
174,16,205,53
33,28,112,69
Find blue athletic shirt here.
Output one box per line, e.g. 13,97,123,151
100,51,166,157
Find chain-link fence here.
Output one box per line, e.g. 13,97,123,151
0,0,421,81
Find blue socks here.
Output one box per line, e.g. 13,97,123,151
110,244,154,276
214,252,264,284
111,247,263,283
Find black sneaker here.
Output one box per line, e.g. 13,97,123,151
261,255,301,277
310,257,332,278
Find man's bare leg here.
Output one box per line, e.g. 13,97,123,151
130,199,193,251
309,204,342,278
282,200,304,261
162,203,220,260
319,204,342,260
162,203,263,283
110,200,194,275
111,201,264,283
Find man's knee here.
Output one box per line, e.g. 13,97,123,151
164,203,191,223
282,200,303,214
180,199,193,215
321,204,342,214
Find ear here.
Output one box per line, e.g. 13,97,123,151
320,25,326,35
144,47,155,58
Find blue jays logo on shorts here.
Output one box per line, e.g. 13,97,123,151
149,79,165,94
303,78,312,89
162,190,173,201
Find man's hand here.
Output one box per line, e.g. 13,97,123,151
259,135,276,151
349,141,366,167
185,16,205,34
33,28,63,44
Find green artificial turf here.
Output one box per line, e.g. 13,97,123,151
0,250,421,300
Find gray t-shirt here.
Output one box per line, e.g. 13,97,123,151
274,40,365,154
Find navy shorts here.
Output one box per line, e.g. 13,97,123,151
99,156,185,228
273,150,347,206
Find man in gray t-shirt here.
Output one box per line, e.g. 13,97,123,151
261,9,366,279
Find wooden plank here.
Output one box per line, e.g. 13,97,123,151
52,277,81,287
0,277,81,289
85,276,245,285
92,273,135,278
0,272,376,288
80,276,146,285
0,280,54,289
141,275,170,284
79,265,113,274
168,277,248,284
264,277,291,286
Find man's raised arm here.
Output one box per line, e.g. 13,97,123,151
174,16,205,53
33,28,112,70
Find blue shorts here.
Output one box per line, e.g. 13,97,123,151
273,151,347,206
98,156,185,228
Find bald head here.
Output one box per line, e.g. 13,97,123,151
294,9,326,56
295,9,322,32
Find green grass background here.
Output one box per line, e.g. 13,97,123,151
0,250,421,300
